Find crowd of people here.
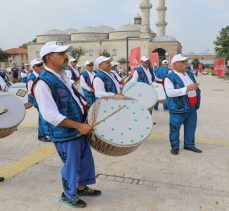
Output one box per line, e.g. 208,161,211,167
0,41,202,208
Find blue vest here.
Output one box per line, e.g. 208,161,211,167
64,66,77,81
81,70,95,97
33,70,84,142
95,71,118,94
21,69,27,83
154,66,170,79
166,71,201,113
27,72,38,107
136,66,155,84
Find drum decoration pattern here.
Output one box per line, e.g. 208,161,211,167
8,82,32,109
0,92,26,138
87,96,153,156
123,82,158,109
152,82,166,103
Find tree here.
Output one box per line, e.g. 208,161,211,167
70,47,87,60
19,38,37,49
191,58,200,68
100,50,110,57
214,26,229,61
0,49,10,62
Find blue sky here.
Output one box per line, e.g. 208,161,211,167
0,0,228,53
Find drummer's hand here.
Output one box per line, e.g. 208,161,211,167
77,123,93,135
113,93,126,98
187,83,199,91
89,88,94,93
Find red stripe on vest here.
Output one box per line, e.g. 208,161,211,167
188,96,197,107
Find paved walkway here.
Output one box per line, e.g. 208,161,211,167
0,75,229,211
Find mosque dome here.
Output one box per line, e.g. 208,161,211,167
97,25,115,33
116,24,141,32
153,35,177,42
42,29,67,35
65,28,78,35
71,26,109,41
78,26,101,33
36,29,70,43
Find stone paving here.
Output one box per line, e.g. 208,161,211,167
0,75,229,211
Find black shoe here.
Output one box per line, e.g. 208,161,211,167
61,192,86,208
184,146,202,153
170,148,179,155
77,186,102,197
0,177,4,182
38,137,50,142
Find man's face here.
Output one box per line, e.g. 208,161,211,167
25,65,30,70
173,60,188,72
99,60,111,72
46,51,69,70
86,63,94,71
33,63,43,74
141,60,149,68
71,61,77,68
111,65,117,70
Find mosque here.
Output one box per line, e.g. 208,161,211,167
27,0,182,67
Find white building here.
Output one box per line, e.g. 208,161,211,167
28,0,182,67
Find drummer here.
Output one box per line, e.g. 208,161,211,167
93,56,125,98
110,61,124,85
64,58,80,83
21,63,31,83
27,59,50,142
32,41,101,208
131,56,155,85
80,61,96,105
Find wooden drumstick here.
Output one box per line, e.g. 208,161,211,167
76,105,126,138
0,108,8,115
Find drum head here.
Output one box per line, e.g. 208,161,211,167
8,82,28,105
152,82,166,102
123,82,158,108
88,97,153,147
0,92,25,129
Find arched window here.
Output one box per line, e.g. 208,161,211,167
112,49,117,56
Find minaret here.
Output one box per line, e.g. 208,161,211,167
139,0,152,39
156,0,167,36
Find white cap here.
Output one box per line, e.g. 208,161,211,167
171,54,188,64
40,41,73,58
69,57,77,63
30,59,43,69
111,61,119,67
24,63,30,66
162,60,168,64
140,56,149,61
84,61,93,66
95,56,111,67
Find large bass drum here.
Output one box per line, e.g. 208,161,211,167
87,96,153,156
0,92,26,139
152,82,166,103
8,82,32,109
122,82,158,109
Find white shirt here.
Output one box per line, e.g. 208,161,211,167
93,70,120,98
33,66,85,126
131,66,154,84
66,65,80,80
21,69,27,79
164,70,197,98
80,70,96,91
110,70,122,82
27,71,39,95
0,77,7,91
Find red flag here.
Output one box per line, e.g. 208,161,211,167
214,58,225,77
149,53,159,68
129,47,141,75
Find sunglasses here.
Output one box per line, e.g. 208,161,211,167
88,64,94,67
35,63,43,67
